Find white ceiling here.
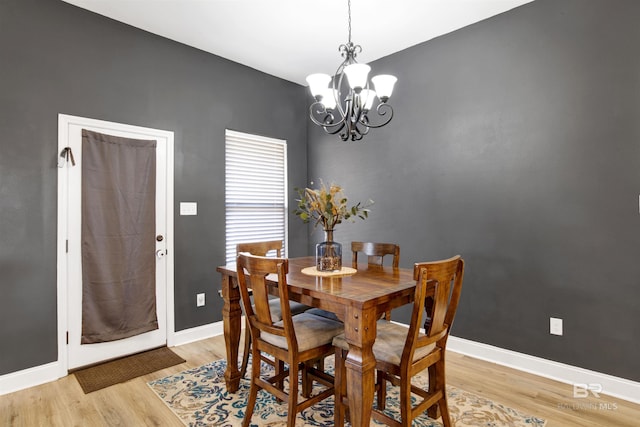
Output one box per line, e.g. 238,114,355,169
62,0,534,85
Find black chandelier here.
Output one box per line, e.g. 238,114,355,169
306,0,397,142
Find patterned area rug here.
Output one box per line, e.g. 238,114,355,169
148,358,546,426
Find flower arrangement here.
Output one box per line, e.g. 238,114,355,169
294,181,373,231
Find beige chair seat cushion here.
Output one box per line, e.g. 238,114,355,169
262,312,344,352
333,321,435,366
255,299,309,322
304,308,340,322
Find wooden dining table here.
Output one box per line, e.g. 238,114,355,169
217,256,417,427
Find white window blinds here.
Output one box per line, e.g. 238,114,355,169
225,129,288,264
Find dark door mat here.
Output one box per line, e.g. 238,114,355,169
73,346,186,393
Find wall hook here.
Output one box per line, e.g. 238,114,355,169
58,147,76,168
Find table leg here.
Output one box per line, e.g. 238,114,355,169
344,306,377,427
221,274,242,392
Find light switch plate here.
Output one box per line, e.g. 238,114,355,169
180,202,197,216
550,317,563,336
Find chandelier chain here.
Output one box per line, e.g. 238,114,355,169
347,0,352,44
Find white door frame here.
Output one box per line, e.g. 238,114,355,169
56,114,175,375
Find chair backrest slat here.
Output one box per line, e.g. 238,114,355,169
236,240,283,258
351,241,400,268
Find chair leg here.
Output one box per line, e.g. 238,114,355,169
376,370,387,410
275,359,285,388
438,395,452,427
243,346,261,427
434,361,451,427
301,361,312,398
334,349,347,426
426,364,440,419
399,374,413,427
301,356,327,398
275,359,285,403
287,361,299,427
240,318,251,378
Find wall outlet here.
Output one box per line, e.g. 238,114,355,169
196,293,205,307
550,317,563,336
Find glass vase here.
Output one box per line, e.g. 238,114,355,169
316,229,342,272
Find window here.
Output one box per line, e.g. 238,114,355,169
225,129,288,264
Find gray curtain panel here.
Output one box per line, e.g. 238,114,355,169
81,129,158,344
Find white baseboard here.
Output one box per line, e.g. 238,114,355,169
170,321,224,347
447,336,640,405
0,361,63,397
4,324,638,406
0,322,225,397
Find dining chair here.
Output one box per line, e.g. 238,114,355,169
236,253,343,427
352,241,400,320
235,240,310,378
351,241,400,269
332,255,465,427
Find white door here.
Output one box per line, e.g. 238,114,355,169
57,114,174,370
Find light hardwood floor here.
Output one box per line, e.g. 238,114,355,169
2,334,638,426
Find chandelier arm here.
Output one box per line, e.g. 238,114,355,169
341,106,369,142
324,121,348,136
309,102,347,128
345,116,354,139
308,103,329,126
331,60,349,119
354,120,370,140
345,127,365,141
358,103,394,129
308,103,350,138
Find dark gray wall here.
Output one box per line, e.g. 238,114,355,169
308,0,640,382
3,0,639,386
0,0,308,375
